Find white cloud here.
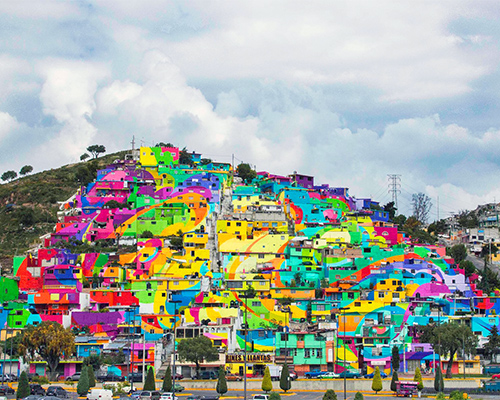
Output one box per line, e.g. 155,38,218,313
0,112,21,143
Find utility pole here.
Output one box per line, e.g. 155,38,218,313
387,175,401,212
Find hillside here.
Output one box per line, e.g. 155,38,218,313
0,150,129,267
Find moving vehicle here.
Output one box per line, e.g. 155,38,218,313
266,365,297,381
338,370,362,379
46,386,69,398
252,395,269,400
24,395,43,400
137,391,161,400
305,370,326,379
395,381,418,397
87,389,113,400
364,371,388,379
485,364,500,375
30,384,46,395
319,372,340,379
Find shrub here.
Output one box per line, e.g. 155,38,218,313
143,367,156,391
279,363,291,392
322,389,337,400
77,365,90,396
414,367,424,391
269,393,281,400
436,393,446,400
354,392,364,400
87,365,96,388
32,375,50,384
372,367,382,393
262,366,273,393
390,371,399,392
162,366,172,392
216,366,227,396
17,371,30,399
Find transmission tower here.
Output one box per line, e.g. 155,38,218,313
387,174,401,212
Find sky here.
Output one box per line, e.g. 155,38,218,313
1,1,500,218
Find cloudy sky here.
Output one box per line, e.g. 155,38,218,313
1,1,500,217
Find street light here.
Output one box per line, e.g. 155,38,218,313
170,299,182,393
239,276,255,400
339,307,348,400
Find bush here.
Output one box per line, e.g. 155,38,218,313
279,363,291,392
17,371,30,399
162,366,172,392
436,393,446,400
372,367,382,393
77,365,90,396
216,366,227,396
414,367,424,391
354,392,364,400
269,393,281,400
449,391,466,400
390,371,398,392
322,389,337,400
262,366,272,393
32,375,50,384
143,367,156,391
87,365,96,388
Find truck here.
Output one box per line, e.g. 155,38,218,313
267,365,298,381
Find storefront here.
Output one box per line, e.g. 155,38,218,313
225,353,274,377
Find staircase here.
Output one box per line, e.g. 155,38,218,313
156,339,174,378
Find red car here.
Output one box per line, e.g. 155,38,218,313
492,374,500,379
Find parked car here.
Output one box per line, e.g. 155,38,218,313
137,391,161,400
186,396,202,400
24,395,43,400
200,396,220,400
304,370,326,379
338,370,361,379
191,371,217,380
225,373,242,382
492,373,500,379
87,389,113,400
0,385,15,395
319,372,340,379
252,395,269,400
173,384,184,393
0,375,12,383
30,384,46,395
159,393,176,400
364,371,388,379
68,372,81,381
128,373,143,382
97,373,125,382
46,386,69,398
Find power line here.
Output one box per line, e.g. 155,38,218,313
387,174,401,212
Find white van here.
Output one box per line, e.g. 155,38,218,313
87,388,113,400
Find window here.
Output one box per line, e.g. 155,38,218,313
252,301,260,307
355,302,361,307
316,349,322,358
281,333,288,341
304,349,310,358
317,305,325,311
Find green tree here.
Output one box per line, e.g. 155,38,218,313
459,260,476,278
1,170,17,182
87,364,96,388
372,366,382,394
383,201,397,220
448,244,467,264
162,366,172,392
428,219,447,235
391,345,400,372
434,365,444,392
17,371,30,399
436,393,446,400
77,365,90,396
262,366,272,393
80,153,90,161
414,367,424,391
481,243,499,266
478,266,500,294
390,371,399,392
353,392,364,400
484,325,500,362
87,144,106,159
144,367,156,391
216,366,228,396
75,165,95,186
279,363,291,393
19,165,33,176
177,336,219,376
322,389,337,400
418,321,478,378
236,163,257,184
269,393,282,400
457,210,478,229
18,321,75,380
83,354,102,371
179,147,193,165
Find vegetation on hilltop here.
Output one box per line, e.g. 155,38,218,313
0,151,128,267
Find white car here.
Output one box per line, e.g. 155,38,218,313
319,372,340,379
252,395,269,400
160,393,177,400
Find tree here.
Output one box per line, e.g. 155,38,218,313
434,365,444,392
87,144,106,159
200,158,212,165
144,367,156,390
1,170,17,182
80,153,90,161
372,367,382,394
87,364,96,388
390,371,399,392
18,321,75,380
162,366,172,392
179,147,192,165
216,366,228,396
393,214,407,227
236,163,257,184
484,325,500,362
75,165,95,186
448,244,467,264
418,321,478,378
412,193,432,225
478,266,500,294
322,389,337,400
457,210,478,229
383,201,397,220
427,219,447,236
481,243,499,266
279,363,291,393
177,336,219,376
414,367,424,391
17,371,30,399
459,260,476,278
19,165,33,176
77,365,90,396
269,393,282,400
262,366,272,393
391,345,400,372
